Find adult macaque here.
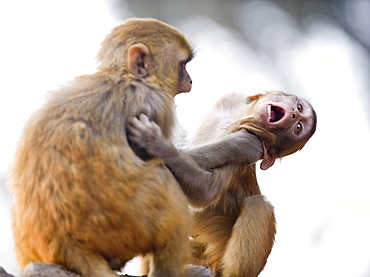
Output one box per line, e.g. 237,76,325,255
128,91,317,277
9,18,203,277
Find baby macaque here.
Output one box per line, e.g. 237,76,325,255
128,91,317,276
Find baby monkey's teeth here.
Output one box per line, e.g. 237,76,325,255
268,105,271,122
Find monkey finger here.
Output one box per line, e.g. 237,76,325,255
136,114,163,136
126,127,140,139
128,117,147,131
127,119,156,142
151,122,164,138
127,124,144,144
137,114,159,132
127,134,143,147
138,113,150,123
129,115,154,132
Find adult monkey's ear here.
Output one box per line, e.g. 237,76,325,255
128,43,151,78
260,142,277,170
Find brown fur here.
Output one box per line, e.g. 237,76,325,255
190,164,275,277
188,92,315,276
128,91,317,276
9,18,196,277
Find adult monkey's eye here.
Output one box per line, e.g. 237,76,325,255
296,123,302,134
297,102,303,112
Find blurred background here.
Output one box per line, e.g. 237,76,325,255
1,0,369,276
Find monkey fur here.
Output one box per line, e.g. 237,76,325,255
128,91,317,276
9,18,201,277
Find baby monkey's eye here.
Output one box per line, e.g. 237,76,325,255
296,123,302,134
297,102,303,112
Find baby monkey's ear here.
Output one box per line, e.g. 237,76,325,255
260,142,277,170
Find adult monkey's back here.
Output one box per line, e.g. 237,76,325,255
9,18,195,277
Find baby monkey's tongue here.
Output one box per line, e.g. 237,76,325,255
270,109,277,122
269,105,285,122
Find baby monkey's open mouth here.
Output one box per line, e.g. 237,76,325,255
268,105,285,122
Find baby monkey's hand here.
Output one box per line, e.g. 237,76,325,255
127,114,170,157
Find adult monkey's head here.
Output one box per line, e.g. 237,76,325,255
230,91,317,170
97,18,194,96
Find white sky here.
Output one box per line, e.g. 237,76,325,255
1,1,369,276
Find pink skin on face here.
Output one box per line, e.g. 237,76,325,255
177,62,192,93
253,95,315,141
